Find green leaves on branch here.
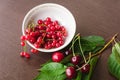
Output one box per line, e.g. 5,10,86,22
108,42,120,79
74,35,105,54
34,35,105,80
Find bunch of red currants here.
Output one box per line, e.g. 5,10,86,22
20,17,67,58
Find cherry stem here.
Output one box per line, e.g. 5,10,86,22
70,33,80,56
69,33,80,50
84,33,118,62
76,52,91,71
23,41,27,52
78,36,87,63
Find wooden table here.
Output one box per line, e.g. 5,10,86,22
0,0,119,80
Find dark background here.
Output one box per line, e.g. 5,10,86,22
0,0,119,80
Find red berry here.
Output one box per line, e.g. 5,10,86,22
57,32,62,37
52,52,64,62
31,48,38,54
37,37,43,43
37,19,43,24
71,55,81,65
34,42,40,48
81,64,90,73
20,52,26,57
66,66,76,79
20,41,25,46
25,28,32,34
30,32,36,37
20,35,26,41
25,53,30,59
29,37,36,44
46,17,51,22
56,43,61,48
65,50,72,55
25,35,31,40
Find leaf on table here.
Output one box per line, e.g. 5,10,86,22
74,35,105,54
34,62,67,80
108,42,120,79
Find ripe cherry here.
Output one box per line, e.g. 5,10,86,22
71,55,81,65
52,52,64,62
65,50,72,55
66,66,76,79
81,64,90,73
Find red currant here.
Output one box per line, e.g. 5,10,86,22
46,17,51,22
20,35,26,41
20,41,25,46
37,19,43,24
20,52,26,57
31,48,38,54
34,42,40,48
52,52,64,62
25,53,30,59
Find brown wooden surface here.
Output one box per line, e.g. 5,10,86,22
0,0,120,80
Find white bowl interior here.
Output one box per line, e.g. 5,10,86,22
22,3,76,52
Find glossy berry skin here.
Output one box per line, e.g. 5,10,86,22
66,66,76,79
31,48,38,54
20,35,26,41
20,41,25,46
71,55,81,65
65,50,71,55
81,64,90,73
25,53,30,59
20,52,26,57
52,52,64,62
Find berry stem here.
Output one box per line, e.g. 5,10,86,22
23,41,27,52
78,35,87,63
76,52,91,71
69,33,80,50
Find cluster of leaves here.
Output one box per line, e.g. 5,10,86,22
108,42,120,79
34,35,105,80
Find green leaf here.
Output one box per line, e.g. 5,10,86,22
82,56,99,80
34,62,67,80
75,71,82,80
74,35,105,54
81,36,105,52
108,42,120,79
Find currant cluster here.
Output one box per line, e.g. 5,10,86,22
26,17,67,49
51,34,91,79
20,17,67,59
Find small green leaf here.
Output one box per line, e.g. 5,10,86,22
74,35,105,54
108,42,120,79
34,62,67,80
75,71,82,80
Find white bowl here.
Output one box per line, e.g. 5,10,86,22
22,3,76,52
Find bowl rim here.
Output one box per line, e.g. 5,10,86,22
22,3,76,52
